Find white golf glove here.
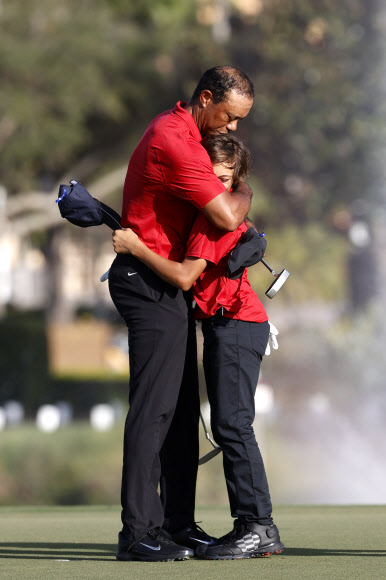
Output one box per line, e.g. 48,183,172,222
265,321,279,356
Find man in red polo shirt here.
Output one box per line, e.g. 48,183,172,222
110,66,254,562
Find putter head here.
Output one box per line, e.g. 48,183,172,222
198,446,222,466
265,269,290,299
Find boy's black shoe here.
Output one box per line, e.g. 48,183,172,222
195,520,284,560
116,528,194,562
165,522,217,553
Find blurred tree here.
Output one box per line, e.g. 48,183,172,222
0,0,124,191
223,0,382,226
0,309,49,410
0,0,222,193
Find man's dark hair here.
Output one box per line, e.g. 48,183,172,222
191,65,254,104
201,133,251,187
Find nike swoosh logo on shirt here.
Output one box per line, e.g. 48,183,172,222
189,537,212,544
127,272,138,277
139,542,161,550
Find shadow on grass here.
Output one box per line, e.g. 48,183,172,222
0,542,116,561
0,544,385,560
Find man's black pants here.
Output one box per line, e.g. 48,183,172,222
201,316,273,525
109,255,200,544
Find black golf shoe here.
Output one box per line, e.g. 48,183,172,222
164,522,217,553
116,528,194,562
196,520,284,560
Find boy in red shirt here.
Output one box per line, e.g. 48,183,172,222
114,134,284,560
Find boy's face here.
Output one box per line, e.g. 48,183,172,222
212,163,235,191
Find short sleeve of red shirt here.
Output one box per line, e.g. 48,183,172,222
185,213,247,265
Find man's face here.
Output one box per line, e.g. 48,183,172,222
199,89,253,137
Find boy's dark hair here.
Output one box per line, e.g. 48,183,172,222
191,66,254,104
201,134,250,187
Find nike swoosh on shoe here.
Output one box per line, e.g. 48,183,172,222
189,537,212,544
139,542,161,550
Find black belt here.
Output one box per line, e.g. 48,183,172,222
212,307,225,318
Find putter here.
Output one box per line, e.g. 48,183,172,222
199,411,222,465
261,259,290,299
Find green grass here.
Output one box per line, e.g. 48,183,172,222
0,505,385,580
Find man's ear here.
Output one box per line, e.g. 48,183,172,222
199,90,213,108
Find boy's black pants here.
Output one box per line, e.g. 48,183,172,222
109,255,200,544
201,316,273,525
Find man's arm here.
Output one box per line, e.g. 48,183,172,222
112,229,207,291
201,181,252,232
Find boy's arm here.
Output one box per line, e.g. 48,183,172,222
112,229,206,291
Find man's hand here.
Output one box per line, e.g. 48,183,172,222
202,181,253,232
244,216,255,230
233,181,253,199
265,321,279,356
112,228,140,254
